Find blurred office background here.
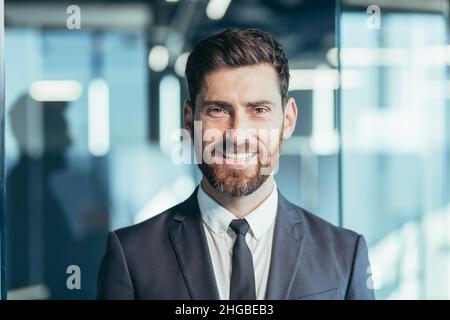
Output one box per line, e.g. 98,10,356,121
0,0,449,299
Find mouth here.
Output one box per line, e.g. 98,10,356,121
223,152,257,161
217,151,258,169
205,144,260,169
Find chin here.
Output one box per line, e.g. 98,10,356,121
204,166,269,198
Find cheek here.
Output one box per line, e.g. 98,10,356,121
261,138,280,154
258,113,285,136
257,121,284,149
256,137,275,158
200,116,229,132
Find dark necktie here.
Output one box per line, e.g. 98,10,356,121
229,219,256,300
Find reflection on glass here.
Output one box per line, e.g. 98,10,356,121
7,95,72,299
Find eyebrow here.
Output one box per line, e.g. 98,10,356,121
247,100,274,107
201,100,275,108
201,100,232,108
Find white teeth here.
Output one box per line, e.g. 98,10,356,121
224,153,255,160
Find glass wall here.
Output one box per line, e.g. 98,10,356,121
339,0,450,299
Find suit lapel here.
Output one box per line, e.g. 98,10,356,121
265,191,305,299
169,187,220,300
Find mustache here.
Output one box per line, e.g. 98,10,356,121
205,139,260,156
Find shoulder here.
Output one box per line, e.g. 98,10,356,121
280,194,363,258
286,199,368,279
283,197,373,299
299,206,361,244
111,199,188,249
279,192,361,244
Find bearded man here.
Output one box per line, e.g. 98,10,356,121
97,28,375,300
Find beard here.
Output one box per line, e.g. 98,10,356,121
198,131,283,198
199,160,270,198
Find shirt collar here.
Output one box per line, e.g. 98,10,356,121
197,181,278,240
197,184,235,238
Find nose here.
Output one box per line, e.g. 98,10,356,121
226,109,256,152
228,109,251,141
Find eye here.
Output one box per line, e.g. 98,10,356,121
208,106,227,116
254,106,270,114
210,107,223,113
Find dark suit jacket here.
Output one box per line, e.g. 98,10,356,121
97,187,375,300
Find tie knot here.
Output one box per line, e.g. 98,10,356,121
229,219,250,236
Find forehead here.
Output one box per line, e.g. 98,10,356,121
197,63,281,103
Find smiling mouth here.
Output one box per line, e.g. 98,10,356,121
222,152,257,161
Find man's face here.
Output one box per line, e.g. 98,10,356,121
185,63,297,198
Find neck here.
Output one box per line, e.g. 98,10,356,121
201,176,275,219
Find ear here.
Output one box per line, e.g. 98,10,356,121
184,99,194,139
282,97,298,139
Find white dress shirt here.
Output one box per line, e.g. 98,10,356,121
197,181,278,300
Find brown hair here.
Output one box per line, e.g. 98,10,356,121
185,28,290,108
